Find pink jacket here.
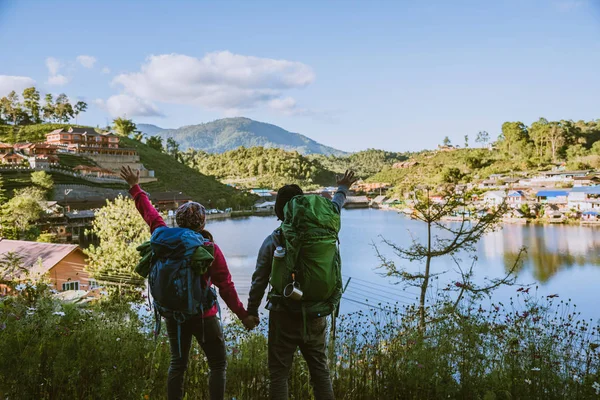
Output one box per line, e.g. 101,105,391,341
129,184,248,320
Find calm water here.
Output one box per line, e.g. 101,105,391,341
208,209,600,321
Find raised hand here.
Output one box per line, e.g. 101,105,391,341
120,165,140,188
242,315,260,331
336,170,358,187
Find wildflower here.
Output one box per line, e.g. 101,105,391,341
116,338,121,342
144,396,149,400
531,367,540,371
525,379,531,385
53,311,66,317
0,322,6,331
15,284,26,292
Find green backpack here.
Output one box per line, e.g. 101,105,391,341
269,194,342,318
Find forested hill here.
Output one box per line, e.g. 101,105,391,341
180,146,337,190
370,118,600,194
137,117,347,156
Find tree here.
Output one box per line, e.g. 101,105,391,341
42,94,55,122
464,135,469,148
0,91,23,126
547,122,566,162
475,131,490,146
216,198,227,210
376,187,515,332
73,101,88,125
132,131,144,142
1,187,45,234
146,135,164,152
54,93,74,123
83,196,148,287
0,252,27,284
529,118,550,160
500,122,528,157
112,117,137,137
166,137,180,160
442,136,451,146
31,171,54,193
22,87,41,124
441,167,465,184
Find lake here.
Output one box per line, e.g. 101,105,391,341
207,209,600,322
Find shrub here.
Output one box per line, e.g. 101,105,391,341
0,283,598,399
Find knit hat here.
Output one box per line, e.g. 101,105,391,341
175,202,206,231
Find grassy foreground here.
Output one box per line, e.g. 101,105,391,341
1,282,599,399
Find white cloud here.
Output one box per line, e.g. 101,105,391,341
76,55,97,68
47,74,69,86
0,75,36,95
46,57,61,76
46,57,70,86
269,97,310,116
95,94,163,118
101,67,111,74
112,51,315,112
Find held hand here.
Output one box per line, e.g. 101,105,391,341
336,170,358,187
120,166,140,188
242,315,260,331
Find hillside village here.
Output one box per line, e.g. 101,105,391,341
0,126,155,183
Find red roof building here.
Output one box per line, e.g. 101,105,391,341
46,127,136,156
0,142,12,155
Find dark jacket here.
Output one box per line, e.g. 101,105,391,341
247,185,349,316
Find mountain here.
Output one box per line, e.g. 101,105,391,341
136,123,167,136
137,117,347,156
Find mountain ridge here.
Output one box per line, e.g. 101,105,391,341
137,117,347,156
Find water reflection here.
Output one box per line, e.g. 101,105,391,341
482,225,600,282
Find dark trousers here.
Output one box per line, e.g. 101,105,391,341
165,316,227,400
268,311,335,400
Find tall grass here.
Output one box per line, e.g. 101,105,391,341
0,282,598,399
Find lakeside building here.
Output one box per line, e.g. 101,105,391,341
344,196,370,209
567,186,600,211
483,190,507,206
535,190,570,204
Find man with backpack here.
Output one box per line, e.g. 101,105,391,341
120,166,257,400
247,170,358,400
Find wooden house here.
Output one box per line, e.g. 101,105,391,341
0,239,93,294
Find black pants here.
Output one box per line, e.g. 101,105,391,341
268,311,335,400
165,316,227,400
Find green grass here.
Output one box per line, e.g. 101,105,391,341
120,137,243,205
58,154,98,168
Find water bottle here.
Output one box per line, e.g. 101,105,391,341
274,246,286,258
271,246,287,294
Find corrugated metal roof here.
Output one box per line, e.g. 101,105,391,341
569,186,600,194
536,190,569,197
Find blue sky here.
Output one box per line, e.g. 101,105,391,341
0,0,599,152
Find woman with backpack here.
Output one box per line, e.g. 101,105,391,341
120,166,258,400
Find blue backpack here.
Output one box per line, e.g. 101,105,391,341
148,227,217,353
